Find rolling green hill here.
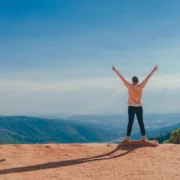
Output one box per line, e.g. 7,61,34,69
0,116,179,144
149,132,171,143
131,122,180,140
0,116,116,144
150,128,180,144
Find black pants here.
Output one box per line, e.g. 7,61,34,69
126,106,146,136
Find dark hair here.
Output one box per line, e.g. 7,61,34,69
132,76,139,83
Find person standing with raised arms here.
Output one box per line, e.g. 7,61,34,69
112,65,158,142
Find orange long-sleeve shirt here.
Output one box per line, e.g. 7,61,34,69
123,79,148,107
114,68,155,107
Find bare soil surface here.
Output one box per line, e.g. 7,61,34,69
0,143,179,180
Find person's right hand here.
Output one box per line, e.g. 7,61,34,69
153,65,158,71
112,65,116,71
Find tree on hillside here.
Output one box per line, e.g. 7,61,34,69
164,129,180,144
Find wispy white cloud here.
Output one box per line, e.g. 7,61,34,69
0,73,180,115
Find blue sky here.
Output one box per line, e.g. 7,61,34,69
0,0,180,115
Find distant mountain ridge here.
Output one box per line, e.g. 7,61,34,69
0,115,179,144
131,122,180,140
0,116,117,144
149,128,180,144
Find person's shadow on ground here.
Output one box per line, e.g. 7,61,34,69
0,144,152,175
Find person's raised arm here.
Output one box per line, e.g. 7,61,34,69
112,65,130,88
140,65,158,88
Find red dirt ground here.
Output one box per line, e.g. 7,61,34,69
0,143,179,180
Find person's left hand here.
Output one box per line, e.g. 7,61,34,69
112,65,116,71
